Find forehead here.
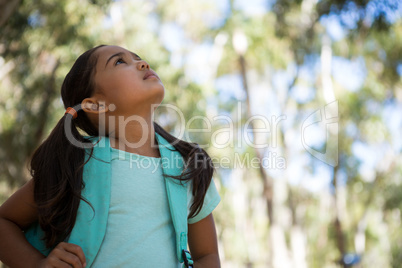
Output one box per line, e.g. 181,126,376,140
95,45,140,68
96,45,130,63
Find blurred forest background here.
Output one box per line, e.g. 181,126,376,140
1,0,402,267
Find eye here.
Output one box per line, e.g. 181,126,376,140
115,58,126,65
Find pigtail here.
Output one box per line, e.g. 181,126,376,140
29,45,104,248
153,122,215,219
30,113,92,248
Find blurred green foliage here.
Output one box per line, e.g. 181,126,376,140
1,0,402,267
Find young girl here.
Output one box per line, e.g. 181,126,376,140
0,45,221,268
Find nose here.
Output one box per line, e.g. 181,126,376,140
137,60,150,70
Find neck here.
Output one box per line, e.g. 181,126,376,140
109,114,160,158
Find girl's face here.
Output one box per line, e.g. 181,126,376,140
91,45,165,117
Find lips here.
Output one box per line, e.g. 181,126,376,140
143,70,160,80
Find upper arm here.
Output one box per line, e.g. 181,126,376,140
0,178,38,230
188,213,219,261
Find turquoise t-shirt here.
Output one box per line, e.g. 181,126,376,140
91,146,220,267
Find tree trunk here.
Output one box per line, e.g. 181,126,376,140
238,53,294,267
321,33,346,267
0,0,21,27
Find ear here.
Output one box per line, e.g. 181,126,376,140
81,98,109,114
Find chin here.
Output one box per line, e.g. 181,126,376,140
153,84,165,100
148,87,165,106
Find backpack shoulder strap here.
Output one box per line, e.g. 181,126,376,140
25,136,111,268
68,136,111,267
155,133,193,267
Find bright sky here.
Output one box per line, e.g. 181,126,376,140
139,0,401,192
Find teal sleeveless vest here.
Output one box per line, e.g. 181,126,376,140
24,133,192,267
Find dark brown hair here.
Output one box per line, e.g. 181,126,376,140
30,45,215,248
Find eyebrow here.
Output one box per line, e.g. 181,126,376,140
131,52,141,59
105,52,125,68
105,51,142,68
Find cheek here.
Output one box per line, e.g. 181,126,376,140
97,70,133,88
